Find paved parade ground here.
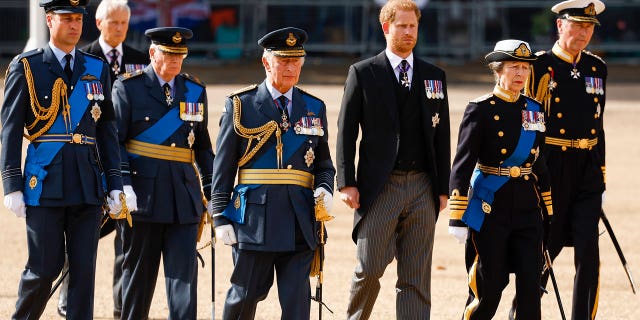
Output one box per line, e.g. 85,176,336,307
1,76,639,319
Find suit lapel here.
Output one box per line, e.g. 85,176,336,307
290,87,306,124
71,49,86,85
143,65,167,106
371,52,400,129
43,46,65,80
255,82,282,122
413,60,435,138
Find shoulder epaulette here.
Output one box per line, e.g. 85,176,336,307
296,86,323,102
470,93,493,103
13,48,44,62
119,69,144,81
227,84,258,97
181,72,205,87
80,50,103,61
583,50,606,65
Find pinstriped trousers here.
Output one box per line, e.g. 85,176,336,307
347,170,437,320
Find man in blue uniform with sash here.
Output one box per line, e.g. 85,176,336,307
210,27,335,320
0,0,125,319
112,26,214,320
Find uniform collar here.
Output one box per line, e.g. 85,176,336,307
552,41,582,65
49,42,76,65
493,85,520,103
265,81,293,101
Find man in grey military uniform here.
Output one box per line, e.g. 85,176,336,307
112,27,215,319
210,27,335,320
1,0,125,319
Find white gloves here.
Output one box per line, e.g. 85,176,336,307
4,191,26,218
448,226,468,244
215,224,237,246
314,187,333,213
107,190,123,215
123,185,138,212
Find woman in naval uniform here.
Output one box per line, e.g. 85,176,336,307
447,40,553,320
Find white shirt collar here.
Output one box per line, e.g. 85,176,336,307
385,49,414,71
98,36,123,60
49,42,75,67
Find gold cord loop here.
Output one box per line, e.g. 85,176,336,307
232,95,283,167
21,58,70,141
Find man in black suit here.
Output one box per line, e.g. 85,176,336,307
336,0,450,318
82,0,148,83
57,0,149,317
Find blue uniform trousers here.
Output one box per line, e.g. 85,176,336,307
13,205,101,320
119,221,198,320
223,248,314,320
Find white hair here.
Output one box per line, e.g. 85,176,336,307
95,0,130,21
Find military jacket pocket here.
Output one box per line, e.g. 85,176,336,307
236,189,267,245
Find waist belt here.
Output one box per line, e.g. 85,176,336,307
33,133,96,145
545,137,598,150
126,139,193,163
238,169,313,189
478,164,532,178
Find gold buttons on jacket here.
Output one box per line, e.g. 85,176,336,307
560,128,566,134
594,97,599,103
531,149,536,154
498,131,504,137
171,143,176,147
595,113,599,119
501,149,507,155
562,146,567,151
525,163,531,167
592,66,597,72
490,100,496,105
287,164,293,169
494,115,500,121
555,97,560,103
524,175,530,181
145,116,150,121
591,129,596,134
557,113,563,118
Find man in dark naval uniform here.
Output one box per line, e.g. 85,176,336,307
112,27,214,319
0,0,125,319
514,0,607,319
53,1,150,317
210,27,335,320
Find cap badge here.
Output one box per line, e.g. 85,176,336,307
172,32,182,44
286,33,297,47
585,3,596,16
514,43,531,58
70,0,80,6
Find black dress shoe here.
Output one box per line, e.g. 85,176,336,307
57,305,67,317
113,309,121,319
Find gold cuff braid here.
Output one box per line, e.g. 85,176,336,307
541,190,553,216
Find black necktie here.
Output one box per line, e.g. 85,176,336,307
399,60,410,90
109,49,120,75
163,83,173,106
64,54,73,80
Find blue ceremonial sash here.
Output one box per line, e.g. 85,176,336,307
23,57,103,206
462,97,541,231
222,92,322,223
128,79,203,159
